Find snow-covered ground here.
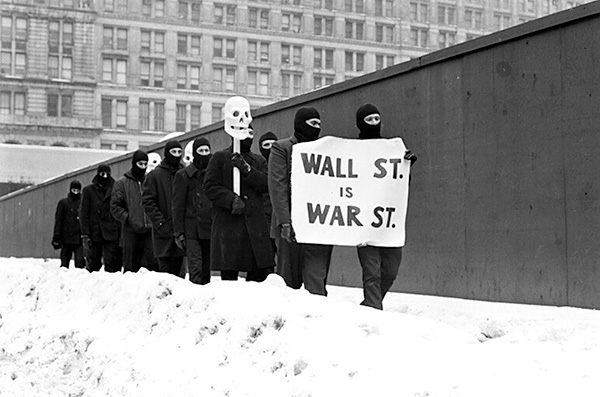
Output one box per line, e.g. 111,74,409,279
0,257,598,397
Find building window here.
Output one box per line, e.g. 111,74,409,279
102,26,128,51
314,0,333,11
281,13,301,33
142,0,164,17
410,27,429,47
140,30,165,54
281,44,302,66
214,4,236,25
409,2,429,23
249,8,269,29
178,34,201,56
344,0,364,12
438,31,456,48
438,5,456,25
211,104,222,123
212,66,235,92
344,20,364,40
518,0,535,13
213,37,236,59
248,41,269,64
375,24,394,43
1,16,27,77
464,9,483,29
313,74,334,90
493,13,511,30
177,64,201,90
375,0,394,17
102,58,127,84
179,1,202,22
100,141,128,151
344,51,364,72
314,16,334,36
281,72,302,97
313,48,333,69
105,0,114,12
138,101,165,130
493,0,511,10
140,60,164,87
0,91,25,115
375,54,394,70
176,103,187,132
47,92,72,117
247,69,269,96
191,104,201,130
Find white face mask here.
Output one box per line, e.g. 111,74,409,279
224,96,253,140
183,141,194,167
147,153,161,174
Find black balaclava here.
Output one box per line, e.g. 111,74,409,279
356,103,382,140
164,140,182,168
192,137,211,170
293,107,321,143
97,164,111,187
259,131,277,160
131,149,148,181
240,137,253,154
69,180,81,200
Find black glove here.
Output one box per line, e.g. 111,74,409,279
231,153,251,176
404,150,417,165
281,223,296,243
51,239,62,250
231,195,245,215
175,234,186,252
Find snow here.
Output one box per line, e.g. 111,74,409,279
0,258,599,397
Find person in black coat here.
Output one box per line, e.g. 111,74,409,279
52,180,85,269
354,103,417,310
111,149,158,272
203,136,274,281
258,131,278,260
80,164,122,272
142,140,185,276
173,137,213,285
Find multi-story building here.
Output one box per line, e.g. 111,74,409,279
0,0,592,151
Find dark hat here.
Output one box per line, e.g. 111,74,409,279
132,149,148,164
193,137,210,153
97,164,111,174
164,140,182,155
356,103,380,126
259,131,277,144
294,107,320,132
70,180,81,190
356,103,382,140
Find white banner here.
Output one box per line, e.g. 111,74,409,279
291,136,411,247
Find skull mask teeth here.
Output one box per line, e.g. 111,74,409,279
224,96,253,140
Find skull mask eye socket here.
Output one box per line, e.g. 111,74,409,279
233,110,240,117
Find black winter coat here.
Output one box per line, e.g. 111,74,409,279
111,171,152,234
203,147,274,271
53,193,82,245
172,164,212,240
142,160,184,258
80,176,120,242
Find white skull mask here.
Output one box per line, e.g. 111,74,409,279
183,141,194,167
147,152,161,174
224,96,253,140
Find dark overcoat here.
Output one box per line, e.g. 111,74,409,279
172,164,212,240
142,160,184,258
80,176,120,242
111,171,152,234
53,193,82,245
268,136,297,238
203,147,274,271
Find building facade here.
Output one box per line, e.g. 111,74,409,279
0,0,591,151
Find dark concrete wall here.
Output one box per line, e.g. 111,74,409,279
1,3,599,308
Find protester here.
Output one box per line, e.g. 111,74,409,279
142,140,185,276
52,180,85,269
354,103,417,309
268,107,333,295
172,137,213,285
203,135,274,282
110,149,157,273
80,164,121,272
258,131,278,259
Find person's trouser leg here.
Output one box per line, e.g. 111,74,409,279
187,239,210,285
199,239,211,284
122,231,140,272
220,270,238,280
87,241,103,272
357,245,383,310
246,267,274,282
60,244,73,268
301,244,333,296
103,240,121,273
140,232,158,271
157,256,184,277
380,247,402,302
276,236,302,289
73,245,85,269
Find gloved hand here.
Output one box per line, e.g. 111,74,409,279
175,234,186,252
231,195,245,215
404,150,417,165
82,235,92,257
51,239,62,250
231,153,251,176
281,223,296,243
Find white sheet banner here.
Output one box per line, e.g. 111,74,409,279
291,136,410,247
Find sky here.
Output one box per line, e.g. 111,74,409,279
1,257,599,397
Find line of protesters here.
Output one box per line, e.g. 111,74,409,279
52,103,416,310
